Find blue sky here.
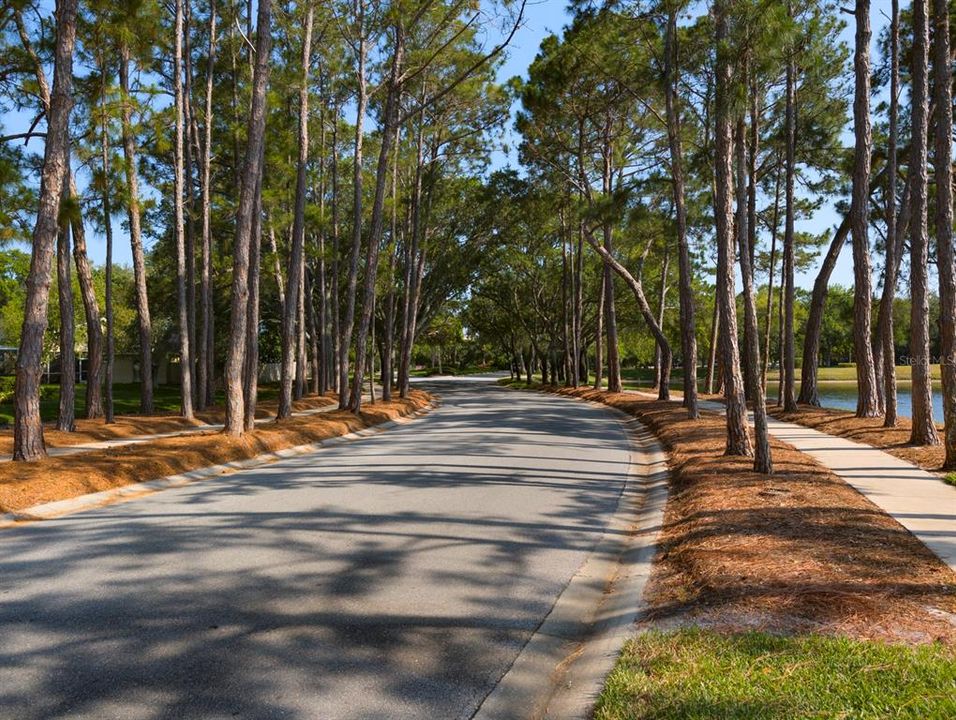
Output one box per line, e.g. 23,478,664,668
2,0,897,291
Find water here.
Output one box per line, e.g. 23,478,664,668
765,381,945,420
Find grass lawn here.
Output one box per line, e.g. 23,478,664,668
763,363,941,383
595,629,956,720
0,382,282,425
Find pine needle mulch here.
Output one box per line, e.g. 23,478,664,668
771,405,951,474
0,391,431,515
0,394,337,456
532,384,956,646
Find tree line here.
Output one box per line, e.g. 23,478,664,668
1,0,523,460
4,0,955,475
467,0,956,474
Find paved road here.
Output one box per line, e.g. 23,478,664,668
0,378,634,719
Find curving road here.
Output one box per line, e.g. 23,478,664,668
0,377,637,719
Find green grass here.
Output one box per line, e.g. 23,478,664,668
0,382,283,425
944,473,956,488
764,363,941,383
594,629,956,720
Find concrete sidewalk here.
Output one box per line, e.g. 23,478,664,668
631,390,956,572
759,413,956,571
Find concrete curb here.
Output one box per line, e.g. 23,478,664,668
0,397,440,529
472,390,669,720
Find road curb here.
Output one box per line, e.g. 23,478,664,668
472,389,669,720
0,397,440,529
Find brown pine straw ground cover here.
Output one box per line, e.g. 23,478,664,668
0,394,336,456
0,390,431,514
771,404,951,474
525,384,956,646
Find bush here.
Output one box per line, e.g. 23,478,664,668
0,378,62,405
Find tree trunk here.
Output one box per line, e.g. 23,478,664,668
296,251,307,399
776,281,784,406
782,5,797,412
100,77,115,424
664,10,698,416
850,0,879,418
305,263,319,396
398,108,426,398
269,226,286,310
382,144,400,401
174,0,195,420
56,203,76,433
330,106,341,393
243,172,263,432
573,221,583,384
872,323,885,414
278,1,314,419
119,42,154,414
184,3,199,407
653,242,669,390
224,0,272,436
879,0,900,428
198,0,217,410
14,0,78,461
705,295,718,394
736,114,755,404
714,0,752,456
349,27,405,414
908,0,940,445
22,24,103,421
586,235,672,400
762,165,782,393
737,105,772,472
932,0,956,464
594,271,604,390
68,174,103,419
562,217,572,386
368,297,376,402
315,103,328,397
798,217,850,405
601,120,622,394
339,3,367,409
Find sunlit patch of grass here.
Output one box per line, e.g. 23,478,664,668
595,629,956,720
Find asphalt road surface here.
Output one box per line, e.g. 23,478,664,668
0,377,634,720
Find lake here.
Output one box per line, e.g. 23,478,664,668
765,381,945,420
